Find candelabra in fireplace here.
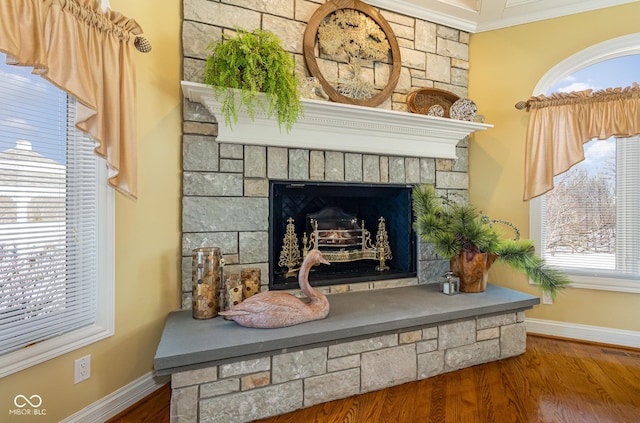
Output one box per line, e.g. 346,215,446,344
278,206,392,279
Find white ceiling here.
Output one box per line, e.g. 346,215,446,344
369,0,639,33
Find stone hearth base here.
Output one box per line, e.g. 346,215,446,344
155,284,539,423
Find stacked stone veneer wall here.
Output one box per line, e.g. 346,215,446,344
181,0,472,307
170,311,527,423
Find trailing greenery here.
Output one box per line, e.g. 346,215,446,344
412,184,571,298
203,28,302,132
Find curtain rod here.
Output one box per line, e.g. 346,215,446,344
98,0,152,53
515,82,640,111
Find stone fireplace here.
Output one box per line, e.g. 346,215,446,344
162,2,539,422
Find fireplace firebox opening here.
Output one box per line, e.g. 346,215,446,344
269,181,417,290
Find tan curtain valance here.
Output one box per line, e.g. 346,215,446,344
0,0,143,198
523,82,640,200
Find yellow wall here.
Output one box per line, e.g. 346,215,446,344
468,3,640,332
0,0,182,421
3,1,640,421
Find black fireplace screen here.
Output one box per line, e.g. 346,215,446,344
269,180,416,289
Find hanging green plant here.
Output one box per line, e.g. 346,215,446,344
203,28,303,132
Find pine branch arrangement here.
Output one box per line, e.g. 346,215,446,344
412,184,571,298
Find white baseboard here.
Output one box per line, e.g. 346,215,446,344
61,371,170,423
526,318,640,349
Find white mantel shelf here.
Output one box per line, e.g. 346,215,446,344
182,81,493,160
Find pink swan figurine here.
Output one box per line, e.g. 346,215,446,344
218,249,330,328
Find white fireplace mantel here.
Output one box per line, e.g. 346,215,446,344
182,81,493,160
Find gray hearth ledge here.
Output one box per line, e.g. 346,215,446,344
154,283,539,375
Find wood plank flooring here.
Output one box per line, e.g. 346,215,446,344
105,383,171,423
108,335,640,423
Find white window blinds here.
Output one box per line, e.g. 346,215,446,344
0,58,100,355
614,136,640,277
539,136,640,280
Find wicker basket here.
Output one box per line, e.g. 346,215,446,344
407,88,460,118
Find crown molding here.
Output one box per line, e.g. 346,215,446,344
366,0,639,33
368,0,479,32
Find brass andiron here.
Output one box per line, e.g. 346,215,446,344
376,217,391,271
278,217,302,278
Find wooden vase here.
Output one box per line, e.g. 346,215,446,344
450,251,498,293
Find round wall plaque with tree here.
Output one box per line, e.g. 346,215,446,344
303,0,401,107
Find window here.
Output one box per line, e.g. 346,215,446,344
0,53,114,377
530,35,640,293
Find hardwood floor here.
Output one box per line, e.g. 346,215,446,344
105,383,171,423
107,335,640,423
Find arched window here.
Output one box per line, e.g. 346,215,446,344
530,34,640,293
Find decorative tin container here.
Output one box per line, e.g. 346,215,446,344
192,247,221,319
241,268,261,299
224,272,243,312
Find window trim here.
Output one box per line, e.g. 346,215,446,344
529,32,640,294
0,164,114,378
532,33,640,96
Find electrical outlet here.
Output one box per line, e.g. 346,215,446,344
74,355,91,384
542,291,553,305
